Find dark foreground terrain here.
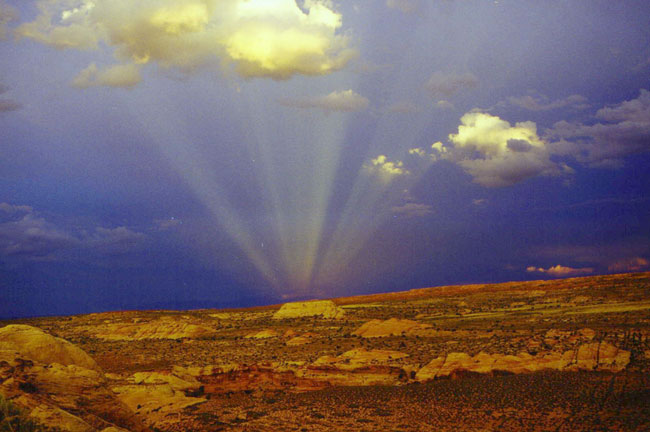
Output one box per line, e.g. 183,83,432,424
1,272,649,431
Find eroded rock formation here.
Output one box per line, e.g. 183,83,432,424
273,300,345,320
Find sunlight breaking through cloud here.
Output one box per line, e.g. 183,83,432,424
17,0,356,84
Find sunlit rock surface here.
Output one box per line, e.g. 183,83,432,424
0,324,99,371
90,318,215,340
272,300,345,319
352,318,431,337
416,341,630,381
0,325,148,432
1,272,649,431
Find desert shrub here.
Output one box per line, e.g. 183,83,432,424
0,394,45,432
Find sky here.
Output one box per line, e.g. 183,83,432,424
1,0,649,318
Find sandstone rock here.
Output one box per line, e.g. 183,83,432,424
416,341,631,381
1,349,148,432
313,348,409,370
112,384,205,429
286,332,319,346
92,318,215,340
273,300,345,320
29,404,96,432
0,324,99,371
352,318,431,338
245,329,279,339
571,341,630,372
131,371,201,392
299,348,411,387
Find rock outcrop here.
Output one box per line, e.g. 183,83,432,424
0,325,148,432
90,318,215,340
352,318,431,338
0,324,99,371
415,341,630,381
245,329,279,339
273,300,345,320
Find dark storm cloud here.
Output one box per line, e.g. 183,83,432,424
0,203,146,260
547,89,650,167
0,213,77,258
505,94,589,112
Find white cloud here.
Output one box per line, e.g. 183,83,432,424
279,89,369,112
425,71,478,98
507,93,588,111
72,63,142,89
547,89,650,167
16,0,356,83
408,147,426,157
386,0,420,14
526,265,594,278
364,155,409,184
448,112,565,187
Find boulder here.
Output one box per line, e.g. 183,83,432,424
273,300,345,320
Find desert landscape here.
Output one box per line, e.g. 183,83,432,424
1,272,649,431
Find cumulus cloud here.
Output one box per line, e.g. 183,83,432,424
386,0,420,14
391,202,433,218
608,257,649,273
448,112,566,187
506,93,588,111
72,63,142,89
0,0,17,39
547,89,650,167
16,0,356,83
526,265,594,278
279,89,369,112
364,155,409,184
426,71,478,98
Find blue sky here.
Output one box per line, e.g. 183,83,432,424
1,0,649,318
